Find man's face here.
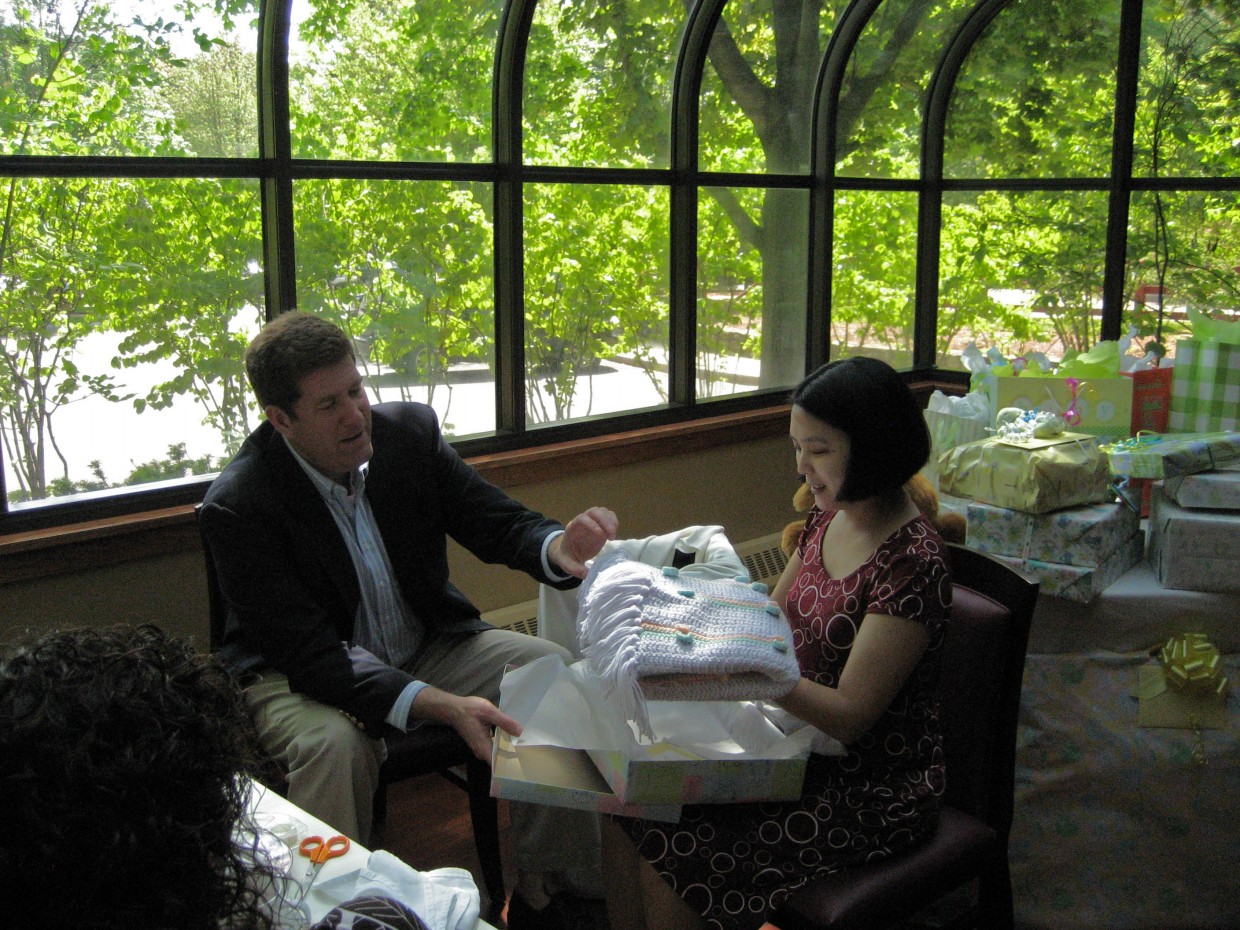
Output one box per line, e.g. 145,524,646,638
267,356,373,484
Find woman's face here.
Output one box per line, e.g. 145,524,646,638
790,404,851,510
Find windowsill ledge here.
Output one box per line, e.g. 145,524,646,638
0,405,791,586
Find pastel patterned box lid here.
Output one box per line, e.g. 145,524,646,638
1102,430,1240,479
1162,465,1240,511
491,731,683,822
966,499,1138,568
991,532,1143,604
586,744,808,806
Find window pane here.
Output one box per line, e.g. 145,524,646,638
525,0,683,168
938,190,1110,373
1,177,264,506
0,0,258,158
836,0,973,180
293,179,496,438
700,1,844,175
1135,1,1240,178
1127,191,1240,354
945,0,1119,179
288,0,500,162
524,183,669,425
700,186,806,394
831,190,916,366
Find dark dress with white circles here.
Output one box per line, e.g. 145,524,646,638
615,507,951,930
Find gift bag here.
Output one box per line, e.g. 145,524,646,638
924,390,991,484
1168,339,1240,432
1122,366,1174,516
993,375,1134,445
1125,366,1173,433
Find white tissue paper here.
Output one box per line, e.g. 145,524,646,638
312,851,480,930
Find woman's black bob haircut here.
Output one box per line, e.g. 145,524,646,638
790,356,931,503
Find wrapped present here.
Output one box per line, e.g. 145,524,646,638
937,433,1112,514
993,531,1143,603
1138,632,1230,730
965,499,1138,568
1148,486,1240,593
1168,338,1240,433
1102,430,1240,479
937,491,971,525
993,374,1134,445
1162,465,1240,511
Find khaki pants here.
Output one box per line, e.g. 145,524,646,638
246,629,602,894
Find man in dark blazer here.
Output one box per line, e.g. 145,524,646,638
200,311,618,929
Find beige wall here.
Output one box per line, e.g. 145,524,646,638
0,549,209,649
449,433,796,613
0,433,796,648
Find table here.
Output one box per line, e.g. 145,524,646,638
1009,559,1238,930
249,782,500,930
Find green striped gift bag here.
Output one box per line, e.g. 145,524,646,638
1168,339,1240,432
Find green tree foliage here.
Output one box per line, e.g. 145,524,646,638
2,0,1238,504
1,0,261,502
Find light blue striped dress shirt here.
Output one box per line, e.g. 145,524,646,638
287,445,427,731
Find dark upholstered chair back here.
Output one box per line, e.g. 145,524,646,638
938,585,1011,822
940,545,1037,838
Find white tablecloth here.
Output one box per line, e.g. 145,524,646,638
1028,559,1240,654
249,782,499,930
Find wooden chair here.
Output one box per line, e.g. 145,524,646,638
767,543,1039,930
195,505,506,921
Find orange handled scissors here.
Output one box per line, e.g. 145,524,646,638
294,834,350,905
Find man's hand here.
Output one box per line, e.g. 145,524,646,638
549,505,619,579
410,686,522,762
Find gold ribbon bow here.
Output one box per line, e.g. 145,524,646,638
1159,633,1229,698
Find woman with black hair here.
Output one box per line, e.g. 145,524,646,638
0,623,430,930
602,356,953,930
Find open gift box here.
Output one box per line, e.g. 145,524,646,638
490,655,820,817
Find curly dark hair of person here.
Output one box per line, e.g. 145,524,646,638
0,624,288,930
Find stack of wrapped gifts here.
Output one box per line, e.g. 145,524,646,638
1101,431,1240,593
1148,465,1240,594
937,426,1143,603
962,497,1141,604
1106,434,1240,592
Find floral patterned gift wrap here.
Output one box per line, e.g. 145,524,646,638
1148,486,1240,594
965,499,1138,568
991,532,1143,604
1162,464,1240,511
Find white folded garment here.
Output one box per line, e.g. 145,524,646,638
313,851,480,930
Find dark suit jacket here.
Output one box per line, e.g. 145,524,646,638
200,402,577,733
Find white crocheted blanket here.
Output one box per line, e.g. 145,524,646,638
576,550,802,738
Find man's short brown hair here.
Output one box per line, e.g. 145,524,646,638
245,312,355,414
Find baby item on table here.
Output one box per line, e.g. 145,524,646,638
995,407,1068,442
576,550,801,739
